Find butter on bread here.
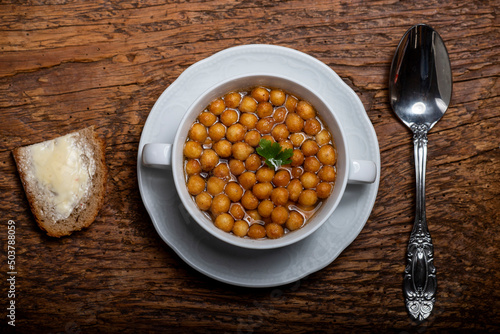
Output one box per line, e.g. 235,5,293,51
13,126,107,237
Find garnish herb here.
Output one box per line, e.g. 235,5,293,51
256,139,294,170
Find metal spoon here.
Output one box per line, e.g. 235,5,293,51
389,24,452,321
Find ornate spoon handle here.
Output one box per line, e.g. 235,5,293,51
404,124,437,321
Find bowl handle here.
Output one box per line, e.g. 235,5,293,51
348,160,377,183
142,143,172,169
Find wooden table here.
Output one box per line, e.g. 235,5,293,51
1,1,498,333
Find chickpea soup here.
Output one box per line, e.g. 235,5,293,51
183,86,337,239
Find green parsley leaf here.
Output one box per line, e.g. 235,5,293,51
256,139,294,170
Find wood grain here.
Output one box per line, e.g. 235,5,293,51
1,0,498,333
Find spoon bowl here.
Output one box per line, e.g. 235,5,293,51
390,24,452,130
389,24,452,322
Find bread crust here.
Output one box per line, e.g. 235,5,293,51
13,126,107,237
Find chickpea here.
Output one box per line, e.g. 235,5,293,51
209,98,226,115
248,224,266,239
211,193,231,216
285,113,304,133
271,206,289,225
220,109,239,126
270,89,286,106
184,141,203,159
286,211,305,231
213,139,232,158
256,102,273,118
261,135,275,143
255,117,274,134
214,213,234,232
300,172,319,189
246,209,262,222
303,156,321,173
232,220,249,237
199,111,217,127
203,137,214,147
230,203,245,220
290,133,305,147
318,165,336,182
208,123,226,141
291,149,305,167
251,87,270,103
266,223,284,239
317,145,337,165
296,100,316,119
224,92,241,108
238,171,257,190
200,149,219,171
252,182,273,200
226,123,246,142
298,189,318,206
239,96,258,113
285,95,298,112
208,136,221,148
273,170,291,187
287,178,303,202
245,153,262,171
244,130,261,147
213,163,230,180
225,182,243,202
316,129,332,146
271,187,289,206
256,167,275,183
271,124,290,142
195,192,212,211
232,142,254,161
316,182,333,199
257,199,274,217
279,140,294,152
304,119,321,135
185,159,201,176
301,140,319,157
229,159,246,176
273,107,287,123
187,175,205,195
241,191,259,210
240,113,258,129
206,176,226,196
291,167,303,179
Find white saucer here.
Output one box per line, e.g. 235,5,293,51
137,44,380,288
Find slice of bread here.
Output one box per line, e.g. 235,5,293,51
13,126,107,237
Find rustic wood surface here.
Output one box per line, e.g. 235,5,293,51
1,0,498,333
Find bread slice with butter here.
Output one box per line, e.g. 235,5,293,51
13,126,107,237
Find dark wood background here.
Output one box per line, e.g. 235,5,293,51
1,1,498,333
